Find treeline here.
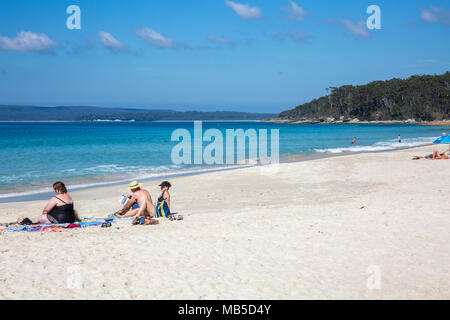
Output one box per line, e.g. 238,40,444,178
0,106,275,121
277,72,450,122
79,111,275,121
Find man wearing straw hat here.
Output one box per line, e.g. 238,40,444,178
114,181,155,218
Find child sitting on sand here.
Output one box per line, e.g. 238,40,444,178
155,181,171,217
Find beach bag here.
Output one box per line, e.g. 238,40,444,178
155,200,170,218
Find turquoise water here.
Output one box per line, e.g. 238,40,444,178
0,121,446,198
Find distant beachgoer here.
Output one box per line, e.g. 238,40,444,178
430,149,449,160
17,181,76,225
155,181,172,217
114,181,155,218
351,137,357,145
412,149,449,160
398,134,401,143
443,131,447,136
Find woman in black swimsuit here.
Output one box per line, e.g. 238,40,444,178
17,181,76,225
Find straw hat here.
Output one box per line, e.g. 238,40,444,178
128,180,143,190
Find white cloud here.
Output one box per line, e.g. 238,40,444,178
0,31,56,53
273,31,311,43
419,6,450,26
420,8,438,23
339,20,370,38
64,38,95,55
225,0,261,20
208,35,233,44
134,27,175,48
98,31,126,53
282,1,309,21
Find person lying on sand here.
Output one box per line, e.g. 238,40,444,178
17,181,77,225
113,181,155,218
412,149,449,160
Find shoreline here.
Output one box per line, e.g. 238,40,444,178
0,142,433,203
0,164,253,203
0,143,427,203
1,118,443,203
264,119,450,127
0,119,265,123
3,119,447,126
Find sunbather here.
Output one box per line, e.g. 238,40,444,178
17,181,76,225
412,149,449,160
431,149,449,160
114,181,155,218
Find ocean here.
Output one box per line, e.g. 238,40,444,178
0,121,446,201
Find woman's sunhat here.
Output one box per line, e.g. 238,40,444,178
128,181,143,190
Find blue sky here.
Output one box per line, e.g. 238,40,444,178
0,0,449,113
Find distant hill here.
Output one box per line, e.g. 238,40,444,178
0,106,275,121
275,72,450,123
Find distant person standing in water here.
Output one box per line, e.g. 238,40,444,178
398,134,402,143
351,137,357,145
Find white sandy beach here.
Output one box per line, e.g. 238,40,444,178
0,145,449,299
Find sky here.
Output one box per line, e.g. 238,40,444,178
0,0,449,113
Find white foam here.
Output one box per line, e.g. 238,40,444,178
0,187,53,199
314,136,436,154
60,164,182,175
0,164,251,199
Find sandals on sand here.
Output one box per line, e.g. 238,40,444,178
169,214,184,221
